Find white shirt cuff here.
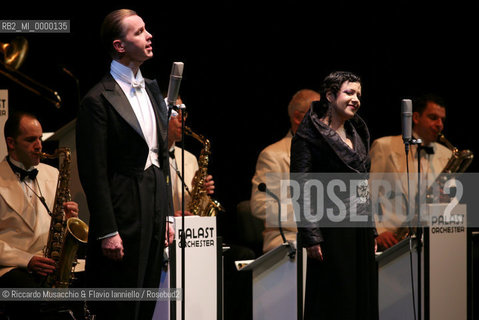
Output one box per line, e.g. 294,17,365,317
97,231,119,240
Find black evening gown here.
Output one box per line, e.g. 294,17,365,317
291,101,379,320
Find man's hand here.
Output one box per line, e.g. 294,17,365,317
101,234,124,261
204,175,215,195
174,210,193,217
63,201,79,220
28,256,56,276
165,222,175,247
376,231,399,251
306,244,324,261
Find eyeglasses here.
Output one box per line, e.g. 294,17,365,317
171,104,188,120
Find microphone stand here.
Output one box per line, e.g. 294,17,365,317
258,183,296,259
166,103,187,320
179,103,186,320
405,137,424,320
416,142,429,320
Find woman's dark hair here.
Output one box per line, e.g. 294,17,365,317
316,71,361,118
320,71,361,99
100,9,138,58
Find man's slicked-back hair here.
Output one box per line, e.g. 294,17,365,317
100,9,138,59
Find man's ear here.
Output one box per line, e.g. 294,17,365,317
112,40,125,54
292,110,302,125
6,137,15,151
412,111,420,126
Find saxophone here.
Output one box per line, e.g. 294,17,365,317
437,133,473,173
426,133,474,203
395,133,474,240
184,126,225,216
41,148,89,288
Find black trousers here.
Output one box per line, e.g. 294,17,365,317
87,165,168,320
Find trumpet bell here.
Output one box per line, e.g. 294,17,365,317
0,37,28,70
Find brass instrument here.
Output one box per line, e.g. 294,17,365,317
184,126,225,216
426,133,473,203
41,148,89,288
0,37,27,69
0,37,61,108
437,133,473,174
395,133,474,240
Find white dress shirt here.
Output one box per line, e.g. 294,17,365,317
108,61,173,236
110,60,159,170
9,157,37,201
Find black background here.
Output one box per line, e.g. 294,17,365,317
2,1,478,241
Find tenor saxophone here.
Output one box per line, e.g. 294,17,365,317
41,148,89,288
184,126,225,216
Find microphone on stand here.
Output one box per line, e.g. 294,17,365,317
258,182,296,259
165,61,186,320
166,62,184,108
400,98,424,320
401,98,413,154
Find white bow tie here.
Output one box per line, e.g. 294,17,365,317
132,78,145,89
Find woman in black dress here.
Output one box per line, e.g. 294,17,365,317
291,71,378,319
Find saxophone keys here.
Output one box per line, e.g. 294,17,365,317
54,222,63,231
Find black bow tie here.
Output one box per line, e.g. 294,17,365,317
7,158,38,181
169,149,175,159
420,145,435,155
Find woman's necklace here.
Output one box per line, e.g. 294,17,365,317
336,125,354,149
336,126,347,141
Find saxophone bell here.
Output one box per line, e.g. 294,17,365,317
437,133,474,174
42,147,89,288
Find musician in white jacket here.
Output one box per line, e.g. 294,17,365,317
0,111,78,288
250,89,321,252
370,94,452,250
167,99,215,215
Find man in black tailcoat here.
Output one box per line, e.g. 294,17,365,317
76,9,174,320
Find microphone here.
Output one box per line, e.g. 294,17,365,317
401,99,413,145
258,182,296,259
258,182,267,193
166,62,184,107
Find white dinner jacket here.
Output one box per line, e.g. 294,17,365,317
0,159,58,277
170,146,199,212
251,131,297,253
369,135,451,234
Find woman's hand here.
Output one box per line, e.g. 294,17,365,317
306,244,324,261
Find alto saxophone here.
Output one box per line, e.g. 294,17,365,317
41,148,89,288
426,133,474,203
184,126,225,216
437,133,473,173
395,133,474,240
